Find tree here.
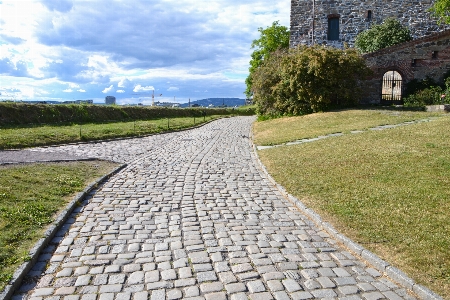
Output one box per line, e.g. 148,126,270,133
245,21,290,98
355,18,412,53
430,0,450,24
251,46,372,117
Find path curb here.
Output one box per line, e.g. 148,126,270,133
0,162,127,300
251,143,443,300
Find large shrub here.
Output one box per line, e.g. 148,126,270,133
355,18,412,53
251,45,372,117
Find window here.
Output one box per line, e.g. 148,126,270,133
432,51,438,59
367,10,373,21
328,17,339,41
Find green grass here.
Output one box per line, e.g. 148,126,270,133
0,161,119,292
252,109,444,146
256,114,450,298
0,116,221,149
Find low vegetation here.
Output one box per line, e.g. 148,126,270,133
403,76,450,108
0,102,254,126
0,116,224,150
255,110,450,297
251,46,371,117
0,161,119,292
253,109,443,146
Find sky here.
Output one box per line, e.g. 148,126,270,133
0,0,290,105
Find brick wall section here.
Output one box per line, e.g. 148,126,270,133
290,0,450,48
361,30,450,104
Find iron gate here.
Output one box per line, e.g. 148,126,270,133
381,71,403,105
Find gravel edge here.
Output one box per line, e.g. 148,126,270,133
0,162,127,300
250,142,443,300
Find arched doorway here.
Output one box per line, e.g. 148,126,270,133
381,71,403,105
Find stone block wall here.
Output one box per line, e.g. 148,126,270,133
290,0,450,48
362,30,450,104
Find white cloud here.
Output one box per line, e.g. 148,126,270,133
69,83,80,88
117,90,125,93
118,78,131,88
78,89,86,92
102,85,114,93
167,87,179,92
133,85,154,92
63,88,73,92
0,0,290,102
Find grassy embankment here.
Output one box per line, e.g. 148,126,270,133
0,102,255,149
254,109,450,298
0,161,120,292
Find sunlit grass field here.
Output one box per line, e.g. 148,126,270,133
0,115,221,150
252,109,443,146
255,111,450,298
0,161,119,292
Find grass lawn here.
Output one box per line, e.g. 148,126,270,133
0,160,120,292
256,112,450,298
252,109,444,146
0,115,222,150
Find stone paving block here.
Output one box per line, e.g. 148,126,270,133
167,289,183,300
225,282,247,294
273,291,291,300
200,282,224,293
230,293,248,300
267,280,284,292
218,271,238,284
204,292,227,300
197,270,218,282
247,280,266,293
184,286,200,297
150,289,166,300
248,292,274,300
99,284,123,293
161,269,177,280
290,291,314,300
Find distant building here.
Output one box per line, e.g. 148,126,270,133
62,100,93,104
105,96,116,105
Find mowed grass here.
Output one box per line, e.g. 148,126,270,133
253,109,443,146
256,115,450,297
0,116,221,150
0,161,120,292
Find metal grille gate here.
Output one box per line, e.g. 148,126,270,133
381,71,403,105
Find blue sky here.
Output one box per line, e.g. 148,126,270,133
0,0,290,104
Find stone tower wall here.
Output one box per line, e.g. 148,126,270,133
290,0,450,48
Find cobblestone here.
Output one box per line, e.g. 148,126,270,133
14,117,419,299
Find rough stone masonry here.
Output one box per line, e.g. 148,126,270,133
290,0,450,48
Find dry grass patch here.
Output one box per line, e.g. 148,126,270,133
257,117,450,298
0,160,120,292
253,109,444,146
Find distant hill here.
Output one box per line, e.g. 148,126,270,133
180,98,247,108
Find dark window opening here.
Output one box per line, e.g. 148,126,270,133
432,51,438,59
367,10,373,21
411,59,416,66
328,17,339,41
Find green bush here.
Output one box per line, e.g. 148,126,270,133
403,86,444,107
251,45,372,117
0,104,251,126
355,18,412,53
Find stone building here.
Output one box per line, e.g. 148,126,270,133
290,0,449,48
362,29,450,105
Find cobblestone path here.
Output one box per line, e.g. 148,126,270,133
16,117,416,300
